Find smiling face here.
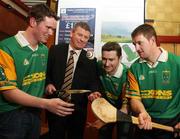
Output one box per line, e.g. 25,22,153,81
32,16,57,43
132,34,155,60
70,26,90,50
102,50,120,75
131,24,158,61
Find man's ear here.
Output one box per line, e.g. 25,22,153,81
119,56,122,61
29,17,37,27
151,36,156,43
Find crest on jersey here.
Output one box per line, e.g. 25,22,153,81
162,70,170,83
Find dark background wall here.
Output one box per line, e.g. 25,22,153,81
0,2,27,40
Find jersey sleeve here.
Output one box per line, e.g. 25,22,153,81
0,49,17,91
126,70,141,99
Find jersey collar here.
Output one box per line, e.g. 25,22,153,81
15,31,38,51
107,63,123,78
139,47,168,68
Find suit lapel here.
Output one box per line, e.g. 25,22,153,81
73,50,86,82
57,44,69,85
61,44,69,70
76,50,86,69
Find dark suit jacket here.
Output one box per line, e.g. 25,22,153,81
46,43,99,109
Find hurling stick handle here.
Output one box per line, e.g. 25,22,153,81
131,116,174,132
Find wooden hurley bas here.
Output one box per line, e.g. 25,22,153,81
91,98,179,132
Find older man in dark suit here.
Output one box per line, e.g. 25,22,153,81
45,22,100,139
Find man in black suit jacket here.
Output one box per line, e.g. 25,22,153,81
45,22,100,139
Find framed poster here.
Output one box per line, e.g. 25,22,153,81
56,0,145,66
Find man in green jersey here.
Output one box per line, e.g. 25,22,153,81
126,24,180,139
0,4,74,139
89,42,131,139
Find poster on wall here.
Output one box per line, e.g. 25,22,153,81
58,8,96,50
99,6,144,66
56,0,144,66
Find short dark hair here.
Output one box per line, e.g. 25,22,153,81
102,41,122,58
73,22,91,33
27,4,59,23
131,24,157,41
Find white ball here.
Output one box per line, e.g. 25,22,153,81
86,50,94,60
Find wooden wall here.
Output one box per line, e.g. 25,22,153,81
0,2,27,40
157,36,180,55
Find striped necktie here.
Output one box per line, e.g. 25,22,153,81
61,50,76,91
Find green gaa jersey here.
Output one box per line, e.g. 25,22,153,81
97,61,127,108
126,49,180,119
0,31,48,112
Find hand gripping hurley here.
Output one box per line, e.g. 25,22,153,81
91,98,178,133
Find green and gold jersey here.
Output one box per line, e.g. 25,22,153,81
97,61,127,108
126,50,180,119
0,32,48,112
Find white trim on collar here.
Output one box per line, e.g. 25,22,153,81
158,48,168,62
113,63,123,78
15,31,29,47
15,31,38,51
107,63,123,78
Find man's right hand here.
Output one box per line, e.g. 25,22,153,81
45,84,56,95
88,91,101,102
174,122,180,138
44,98,74,117
138,111,152,130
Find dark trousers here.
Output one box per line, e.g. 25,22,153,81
47,107,87,139
133,126,174,139
0,108,41,139
99,122,133,139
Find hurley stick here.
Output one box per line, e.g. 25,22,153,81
91,98,175,132
54,89,91,102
